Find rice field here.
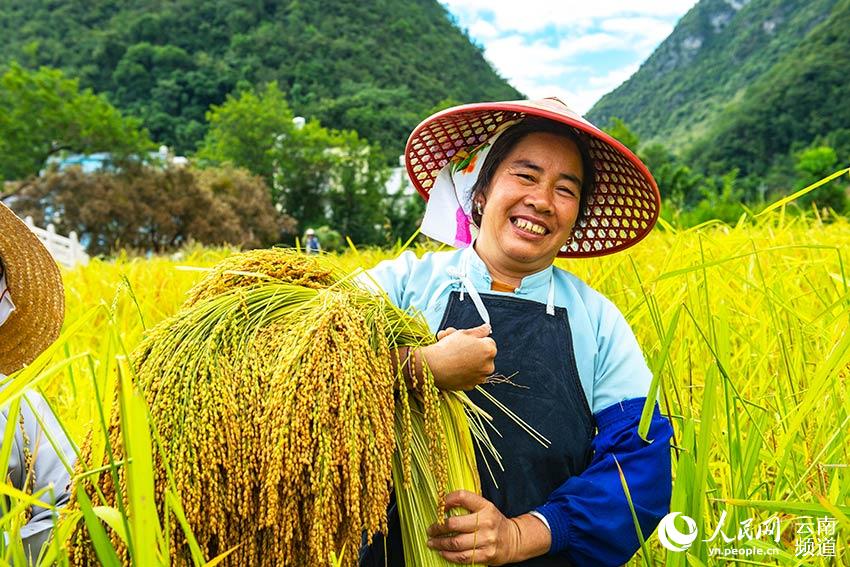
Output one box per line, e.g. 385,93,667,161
2,207,849,565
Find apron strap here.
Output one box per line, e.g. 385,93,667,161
446,265,491,326
446,251,559,326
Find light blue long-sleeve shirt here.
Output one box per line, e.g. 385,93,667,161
363,245,673,565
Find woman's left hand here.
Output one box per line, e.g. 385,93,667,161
426,490,523,565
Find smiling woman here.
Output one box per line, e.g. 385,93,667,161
359,98,672,567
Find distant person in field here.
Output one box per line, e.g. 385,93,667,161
0,201,75,562
360,98,673,566
304,228,322,254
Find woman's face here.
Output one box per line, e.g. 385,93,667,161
475,131,584,276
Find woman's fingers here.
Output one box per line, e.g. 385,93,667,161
444,490,490,511
461,322,491,338
436,327,458,340
427,512,483,537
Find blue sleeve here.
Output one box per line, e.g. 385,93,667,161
534,398,673,566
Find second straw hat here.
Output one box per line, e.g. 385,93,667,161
0,203,65,375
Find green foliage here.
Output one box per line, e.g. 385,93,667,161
384,191,426,245
793,145,848,212
197,83,296,189
604,117,640,152
641,143,706,210
110,42,234,152
588,0,850,201
0,63,152,181
306,84,423,163
590,0,850,220
661,169,748,227
0,0,520,157
311,225,342,253
795,146,838,179
323,131,391,245
198,84,390,245
588,0,840,149
686,0,850,179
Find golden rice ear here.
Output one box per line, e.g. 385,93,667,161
66,249,521,567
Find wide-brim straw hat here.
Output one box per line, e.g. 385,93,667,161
405,97,660,258
0,202,65,375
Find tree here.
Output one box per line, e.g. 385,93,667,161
0,0,521,159
194,165,297,243
0,63,152,182
13,165,291,255
196,82,296,189
384,190,426,245
198,83,391,244
793,145,847,212
604,117,640,153
306,84,423,163
324,131,390,244
639,142,704,208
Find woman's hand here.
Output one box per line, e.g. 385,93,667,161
426,491,551,565
421,323,496,391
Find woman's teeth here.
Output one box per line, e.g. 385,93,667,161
512,218,547,235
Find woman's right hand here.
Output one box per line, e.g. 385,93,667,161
421,323,497,391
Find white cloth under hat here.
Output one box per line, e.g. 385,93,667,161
420,120,519,248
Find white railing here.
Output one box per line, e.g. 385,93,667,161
23,216,89,269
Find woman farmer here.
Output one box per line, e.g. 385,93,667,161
0,202,75,562
360,98,673,566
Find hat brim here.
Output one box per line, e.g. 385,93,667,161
405,98,661,258
0,203,65,375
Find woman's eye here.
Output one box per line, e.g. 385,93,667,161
556,186,577,196
516,173,534,181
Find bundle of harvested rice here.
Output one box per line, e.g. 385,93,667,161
67,249,507,566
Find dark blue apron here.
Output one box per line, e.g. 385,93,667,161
362,289,595,566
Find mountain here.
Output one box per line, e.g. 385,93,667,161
0,0,521,158
587,0,850,178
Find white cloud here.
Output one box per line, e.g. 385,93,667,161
587,62,640,89
520,62,640,114
598,17,676,49
468,19,499,39
442,0,697,113
444,0,697,33
479,32,627,85
482,36,578,82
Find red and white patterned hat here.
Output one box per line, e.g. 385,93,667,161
405,97,660,258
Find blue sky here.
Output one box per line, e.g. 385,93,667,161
441,0,699,114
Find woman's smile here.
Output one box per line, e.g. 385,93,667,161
510,215,549,236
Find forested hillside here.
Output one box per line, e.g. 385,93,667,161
685,0,850,177
0,0,520,158
588,0,850,212
588,0,840,150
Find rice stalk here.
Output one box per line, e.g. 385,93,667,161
65,249,506,567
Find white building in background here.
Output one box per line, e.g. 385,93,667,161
385,155,416,196
42,145,188,175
